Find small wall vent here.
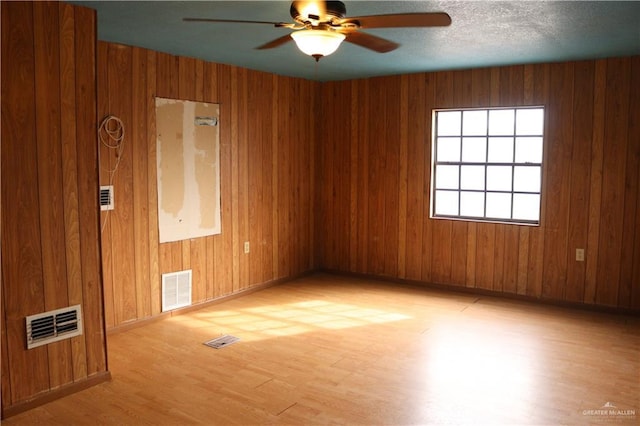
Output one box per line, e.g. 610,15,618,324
162,270,192,312
26,305,83,349
100,185,114,211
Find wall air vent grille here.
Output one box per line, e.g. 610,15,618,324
26,305,83,349
100,185,114,211
162,270,192,312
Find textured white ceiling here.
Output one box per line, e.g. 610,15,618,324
74,1,640,81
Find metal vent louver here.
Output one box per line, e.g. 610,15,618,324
100,185,114,211
162,270,192,312
204,335,239,349
26,305,83,349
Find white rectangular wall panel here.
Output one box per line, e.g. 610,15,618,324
156,97,221,243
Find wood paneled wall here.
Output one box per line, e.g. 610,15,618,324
97,42,318,329
318,58,640,310
3,0,635,419
1,1,108,416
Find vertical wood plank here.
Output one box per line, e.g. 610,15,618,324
1,282,11,408
633,169,640,309
596,58,631,306
421,73,436,283
565,61,595,303
475,225,495,290
1,0,50,402
260,72,274,283
132,47,151,318
349,81,360,273
194,58,205,100
205,61,221,297
147,50,161,315
296,79,307,272
516,228,529,295
246,71,264,284
356,79,370,274
341,82,352,271
367,79,386,275
617,56,640,308
34,1,73,388
59,1,88,379
502,227,519,294
97,42,114,329
209,63,232,297
317,82,329,269
542,62,574,300
277,77,292,277
383,77,401,277
527,63,550,298
323,81,352,272
107,43,137,324
75,4,107,375
493,225,506,292
310,82,320,270
226,65,241,294
238,68,250,290
304,80,316,271
627,57,640,309
405,74,426,281
271,75,281,279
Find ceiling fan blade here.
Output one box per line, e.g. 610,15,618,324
344,31,399,53
183,17,294,28
340,12,451,29
256,34,293,50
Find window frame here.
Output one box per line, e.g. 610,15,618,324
430,106,545,226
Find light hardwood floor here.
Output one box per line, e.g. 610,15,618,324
5,273,639,425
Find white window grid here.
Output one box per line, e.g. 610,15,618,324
431,106,544,225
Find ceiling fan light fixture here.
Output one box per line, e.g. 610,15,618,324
291,29,345,60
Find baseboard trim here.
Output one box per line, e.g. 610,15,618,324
1,371,111,419
107,271,316,335
320,269,640,316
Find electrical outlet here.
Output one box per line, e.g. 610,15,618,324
243,241,250,254
576,248,585,262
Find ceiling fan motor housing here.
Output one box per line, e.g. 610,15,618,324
290,1,347,24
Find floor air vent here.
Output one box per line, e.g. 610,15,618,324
26,305,83,349
162,270,192,312
204,335,239,349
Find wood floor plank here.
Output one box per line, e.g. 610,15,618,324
5,274,638,425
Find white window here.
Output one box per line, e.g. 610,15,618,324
431,107,544,225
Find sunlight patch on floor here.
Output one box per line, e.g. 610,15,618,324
421,322,539,422
180,300,413,341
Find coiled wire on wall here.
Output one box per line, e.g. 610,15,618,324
98,115,125,233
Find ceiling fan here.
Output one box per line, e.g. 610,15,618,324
184,1,451,61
